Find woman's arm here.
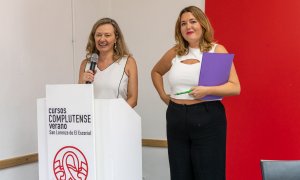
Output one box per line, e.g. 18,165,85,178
151,47,176,105
190,44,241,99
125,56,138,108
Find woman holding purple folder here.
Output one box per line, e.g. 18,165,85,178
151,6,240,180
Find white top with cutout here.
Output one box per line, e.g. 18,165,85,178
168,44,217,100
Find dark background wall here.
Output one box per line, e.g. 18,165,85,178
206,1,300,179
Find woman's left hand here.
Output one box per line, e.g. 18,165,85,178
189,86,210,99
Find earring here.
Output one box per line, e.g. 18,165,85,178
114,43,117,50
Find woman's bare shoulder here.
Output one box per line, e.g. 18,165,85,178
214,44,228,53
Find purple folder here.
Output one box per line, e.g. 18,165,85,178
198,52,234,100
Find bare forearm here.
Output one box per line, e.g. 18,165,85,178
207,82,241,97
151,71,167,98
151,71,170,105
127,97,137,108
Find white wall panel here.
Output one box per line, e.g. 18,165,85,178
0,163,38,180
0,0,74,179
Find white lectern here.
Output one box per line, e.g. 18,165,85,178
37,84,142,180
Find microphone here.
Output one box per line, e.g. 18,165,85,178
86,53,99,84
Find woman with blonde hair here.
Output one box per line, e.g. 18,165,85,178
151,6,240,180
79,18,138,108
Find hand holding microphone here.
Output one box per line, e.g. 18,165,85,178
86,53,99,84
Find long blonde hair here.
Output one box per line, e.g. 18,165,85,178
175,6,215,56
86,18,130,60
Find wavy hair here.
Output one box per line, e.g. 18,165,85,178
175,6,215,56
86,18,130,61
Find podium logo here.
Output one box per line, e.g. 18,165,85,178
53,146,89,180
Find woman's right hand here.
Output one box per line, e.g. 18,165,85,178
160,93,171,105
82,70,96,83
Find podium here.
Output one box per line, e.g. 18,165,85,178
37,84,142,180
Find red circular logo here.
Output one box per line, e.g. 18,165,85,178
53,146,89,180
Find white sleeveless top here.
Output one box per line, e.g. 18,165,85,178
87,56,128,100
168,44,217,100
